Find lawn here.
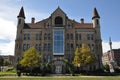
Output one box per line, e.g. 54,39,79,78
0,76,120,80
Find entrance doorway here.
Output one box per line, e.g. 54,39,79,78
55,65,62,74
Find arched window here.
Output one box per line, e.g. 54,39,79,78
55,16,63,27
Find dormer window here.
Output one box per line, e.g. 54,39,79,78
55,16,63,27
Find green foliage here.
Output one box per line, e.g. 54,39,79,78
0,57,4,66
64,59,74,75
3,60,11,66
20,47,41,69
73,43,96,67
6,67,16,72
103,64,110,72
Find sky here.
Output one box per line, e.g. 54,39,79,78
0,0,120,55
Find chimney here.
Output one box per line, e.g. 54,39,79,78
31,17,35,23
80,18,84,24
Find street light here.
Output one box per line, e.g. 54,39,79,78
78,63,80,73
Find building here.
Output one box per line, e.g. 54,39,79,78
15,7,103,73
102,49,120,67
0,55,15,66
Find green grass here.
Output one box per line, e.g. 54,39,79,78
0,72,16,76
0,76,120,80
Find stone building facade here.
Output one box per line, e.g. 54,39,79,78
102,49,120,67
15,7,103,73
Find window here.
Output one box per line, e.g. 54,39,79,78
48,33,51,40
48,55,51,62
39,44,41,51
28,34,30,40
71,43,73,49
36,33,42,40
55,16,63,27
36,44,41,51
53,30,64,55
91,34,94,40
67,34,69,40
36,34,39,40
96,19,99,25
23,44,26,51
43,55,47,62
44,43,47,50
76,44,78,47
70,34,73,40
67,43,70,50
39,33,42,40
87,34,91,40
79,34,81,40
24,34,27,40
27,44,30,49
75,33,78,40
87,34,94,40
18,19,21,24
24,34,30,40
36,44,39,50
91,44,94,52
44,33,47,40
48,43,51,51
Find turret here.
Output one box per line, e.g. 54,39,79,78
17,7,25,25
92,8,103,69
16,7,25,39
15,7,26,63
92,8,100,28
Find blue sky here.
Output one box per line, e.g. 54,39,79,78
0,0,120,55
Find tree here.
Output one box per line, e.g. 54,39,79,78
0,57,4,66
19,47,41,74
73,43,96,67
73,47,81,66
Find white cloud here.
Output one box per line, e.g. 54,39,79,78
0,41,15,55
0,18,16,40
0,18,16,55
102,41,120,53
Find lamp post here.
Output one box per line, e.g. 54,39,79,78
78,63,80,73
109,37,115,73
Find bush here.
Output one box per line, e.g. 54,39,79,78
6,67,16,72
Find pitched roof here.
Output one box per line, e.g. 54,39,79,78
51,6,66,16
23,23,31,29
17,7,25,19
92,8,100,19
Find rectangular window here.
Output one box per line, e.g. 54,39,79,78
36,34,39,40
18,19,21,24
44,43,47,51
27,44,30,49
39,33,42,40
23,44,26,51
71,43,73,49
28,34,30,40
67,34,69,40
87,34,94,40
39,44,41,51
48,33,51,40
48,43,50,51
53,29,64,55
75,33,78,40
70,34,73,40
24,34,27,40
67,43,70,51
44,33,47,40
87,34,90,40
79,34,81,40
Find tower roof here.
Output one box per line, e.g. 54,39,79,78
17,7,25,19
92,8,100,19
